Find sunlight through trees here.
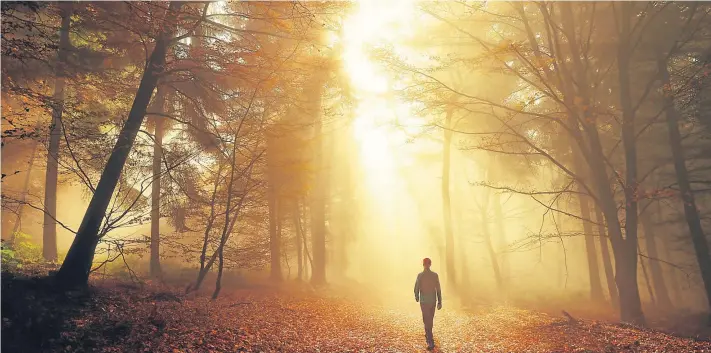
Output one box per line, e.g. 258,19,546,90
2,2,711,341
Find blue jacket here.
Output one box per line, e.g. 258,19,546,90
414,269,442,304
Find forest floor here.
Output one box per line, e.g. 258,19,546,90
2,268,711,353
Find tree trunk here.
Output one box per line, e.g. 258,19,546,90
561,103,604,302
281,216,290,280
203,132,245,296
294,200,304,281
301,200,314,281
586,125,644,324
11,142,39,241
457,233,471,296
269,186,282,281
452,171,470,292
656,201,681,303
595,205,619,308
638,244,657,306
309,72,327,286
578,188,604,302
487,156,508,287
42,3,71,262
559,2,644,324
332,143,352,278
266,128,283,282
492,191,509,286
661,235,682,304
442,107,457,288
616,2,644,325
566,146,605,302
640,210,673,310
150,88,166,278
551,1,601,304
55,2,183,288
310,118,326,285
570,144,604,302
199,164,222,274
482,189,503,290
658,54,711,316
212,236,225,299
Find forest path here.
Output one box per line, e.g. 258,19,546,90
3,276,709,353
193,288,708,353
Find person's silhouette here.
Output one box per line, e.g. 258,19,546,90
414,258,442,350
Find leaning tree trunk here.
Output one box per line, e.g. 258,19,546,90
42,3,71,262
150,88,167,278
658,54,711,317
55,2,183,288
442,107,457,288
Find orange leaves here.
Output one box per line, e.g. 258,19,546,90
13,277,710,352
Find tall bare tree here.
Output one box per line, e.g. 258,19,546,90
42,2,71,262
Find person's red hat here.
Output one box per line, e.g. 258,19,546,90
423,258,432,266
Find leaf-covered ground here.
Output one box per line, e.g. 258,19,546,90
2,273,710,353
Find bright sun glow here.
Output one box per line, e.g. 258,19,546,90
341,0,420,172
339,0,446,296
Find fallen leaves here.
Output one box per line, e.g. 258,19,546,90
3,275,710,353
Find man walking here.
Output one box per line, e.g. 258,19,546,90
414,257,442,350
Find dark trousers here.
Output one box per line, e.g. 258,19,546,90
420,302,436,345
